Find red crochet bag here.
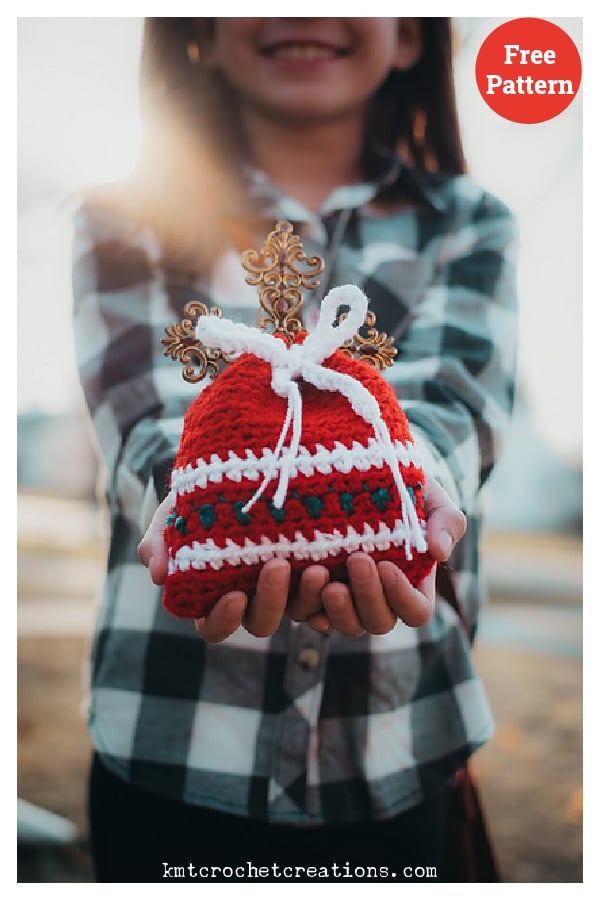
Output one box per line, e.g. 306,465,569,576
162,225,434,619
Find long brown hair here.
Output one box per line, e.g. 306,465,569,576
89,18,467,273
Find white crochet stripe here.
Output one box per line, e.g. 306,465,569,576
167,518,427,574
171,438,422,496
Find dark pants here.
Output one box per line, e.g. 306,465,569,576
88,753,450,883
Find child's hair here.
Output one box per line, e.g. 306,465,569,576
88,18,467,273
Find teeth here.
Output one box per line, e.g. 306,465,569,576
271,44,336,61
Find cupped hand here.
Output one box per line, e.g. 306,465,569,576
192,558,290,644
137,492,291,643
287,476,467,636
138,476,467,642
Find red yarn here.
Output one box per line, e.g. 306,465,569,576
163,345,434,619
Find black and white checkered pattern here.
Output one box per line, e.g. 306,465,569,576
72,157,518,823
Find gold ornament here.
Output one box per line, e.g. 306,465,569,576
163,220,396,381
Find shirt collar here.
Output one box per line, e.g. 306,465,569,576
244,150,447,222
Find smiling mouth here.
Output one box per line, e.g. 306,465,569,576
261,42,349,62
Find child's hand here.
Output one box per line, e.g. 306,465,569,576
287,477,467,636
137,493,290,642
138,477,466,642
137,492,173,586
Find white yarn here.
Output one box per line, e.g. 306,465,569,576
195,285,426,556
168,518,422,574
170,438,422,494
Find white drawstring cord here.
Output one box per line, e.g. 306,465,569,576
195,285,426,555
243,374,301,513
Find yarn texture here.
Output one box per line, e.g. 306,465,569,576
163,286,435,619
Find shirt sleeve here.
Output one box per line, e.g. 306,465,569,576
385,188,519,511
71,204,199,532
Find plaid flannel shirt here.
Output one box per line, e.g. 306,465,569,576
72,158,518,824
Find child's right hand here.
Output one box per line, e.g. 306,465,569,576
137,492,291,643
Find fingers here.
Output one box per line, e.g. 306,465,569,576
424,479,467,563
320,553,437,634
194,559,289,643
242,558,290,638
292,555,398,637
287,565,330,622
195,592,248,643
137,492,174,585
195,552,436,643
293,554,408,637
306,611,333,635
377,560,436,627
347,553,397,634
321,582,366,638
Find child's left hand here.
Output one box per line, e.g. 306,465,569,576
286,476,466,636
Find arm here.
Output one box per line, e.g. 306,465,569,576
72,204,301,640
288,188,518,636
387,189,519,512
72,204,195,531
385,188,519,632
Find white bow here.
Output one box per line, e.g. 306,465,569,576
196,284,426,557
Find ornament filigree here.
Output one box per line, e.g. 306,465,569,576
339,310,398,370
161,302,233,383
240,220,324,337
162,221,397,380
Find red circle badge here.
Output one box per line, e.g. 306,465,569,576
475,18,581,124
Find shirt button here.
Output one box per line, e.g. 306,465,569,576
297,647,320,671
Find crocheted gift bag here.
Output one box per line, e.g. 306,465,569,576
163,284,434,619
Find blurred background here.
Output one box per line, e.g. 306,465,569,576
17,17,583,883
